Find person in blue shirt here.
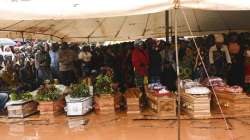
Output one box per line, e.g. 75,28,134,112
49,43,59,79
0,92,8,113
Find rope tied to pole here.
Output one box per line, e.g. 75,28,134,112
180,7,235,140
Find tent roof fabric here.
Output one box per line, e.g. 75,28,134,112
0,0,173,20
0,0,250,21
0,1,250,41
1,10,250,41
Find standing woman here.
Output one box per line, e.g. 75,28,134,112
35,44,52,85
179,41,194,80
192,38,208,82
132,39,149,108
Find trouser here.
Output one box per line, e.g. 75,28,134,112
0,93,8,110
149,76,160,83
60,70,77,86
81,65,91,78
139,86,148,109
37,67,52,84
51,66,59,79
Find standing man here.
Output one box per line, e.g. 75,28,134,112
49,43,59,79
58,43,76,86
148,39,162,83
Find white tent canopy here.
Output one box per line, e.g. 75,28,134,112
0,0,250,20
0,0,250,41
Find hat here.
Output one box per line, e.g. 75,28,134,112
214,34,224,43
134,39,144,47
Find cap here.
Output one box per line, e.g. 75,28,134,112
134,39,144,47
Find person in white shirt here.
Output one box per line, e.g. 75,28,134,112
2,45,15,62
209,34,232,79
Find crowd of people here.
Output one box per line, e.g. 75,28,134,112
1,32,250,112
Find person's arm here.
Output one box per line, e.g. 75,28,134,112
47,53,51,66
209,46,214,64
11,53,15,61
223,45,232,64
194,52,199,69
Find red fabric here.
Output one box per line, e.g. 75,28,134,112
245,64,250,83
132,48,149,76
245,64,250,75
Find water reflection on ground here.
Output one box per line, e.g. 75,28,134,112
0,114,250,140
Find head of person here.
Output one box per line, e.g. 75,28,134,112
227,32,239,44
61,42,69,50
36,43,45,52
44,43,50,52
70,43,79,52
185,46,193,57
134,39,144,49
214,34,224,48
51,43,59,52
158,40,167,50
82,46,90,52
4,46,11,52
145,38,154,50
25,61,31,68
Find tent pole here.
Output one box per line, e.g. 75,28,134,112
165,10,169,41
174,8,181,140
50,35,53,42
170,10,173,39
21,32,24,42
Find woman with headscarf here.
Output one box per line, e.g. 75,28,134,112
132,39,149,108
19,61,36,90
179,41,194,80
35,44,52,85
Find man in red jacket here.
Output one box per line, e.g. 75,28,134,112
132,39,149,108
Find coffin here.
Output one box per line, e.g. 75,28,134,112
211,91,250,116
124,88,140,114
181,92,211,118
147,91,176,117
38,97,65,115
65,96,93,116
7,100,38,118
94,94,115,114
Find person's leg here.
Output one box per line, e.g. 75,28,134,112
60,71,67,86
0,93,8,110
37,69,43,85
150,76,160,83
